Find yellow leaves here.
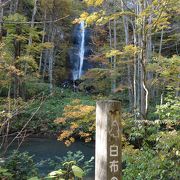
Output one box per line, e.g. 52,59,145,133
80,12,89,19
95,16,109,25
150,55,180,83
74,10,135,26
152,0,159,6
79,131,92,143
70,137,75,143
7,65,23,77
176,150,179,156
105,50,122,58
63,104,95,119
64,137,75,147
84,0,94,6
70,123,79,130
41,42,54,49
72,99,81,104
0,111,13,122
85,137,92,143
123,143,139,156
15,55,38,72
109,12,135,21
136,1,172,32
159,154,165,161
56,99,95,146
80,105,95,113
86,12,100,25
79,131,91,137
123,45,139,56
105,45,138,59
64,140,71,147
0,43,5,50
58,130,73,141
94,0,104,6
73,11,105,26
13,35,27,42
54,117,66,124
84,0,104,7
73,12,89,24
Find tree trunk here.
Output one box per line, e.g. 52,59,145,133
39,10,46,73
159,29,164,55
28,0,38,47
135,0,149,119
48,23,56,94
0,0,3,42
131,19,138,120
112,18,117,92
121,0,133,111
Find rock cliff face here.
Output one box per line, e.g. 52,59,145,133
69,21,93,80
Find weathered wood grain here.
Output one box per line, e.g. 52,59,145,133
95,100,122,180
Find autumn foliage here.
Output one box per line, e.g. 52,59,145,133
54,99,95,146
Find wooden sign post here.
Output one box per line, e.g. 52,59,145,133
95,100,122,180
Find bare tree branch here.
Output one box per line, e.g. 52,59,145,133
0,0,12,9
0,15,70,24
3,95,47,153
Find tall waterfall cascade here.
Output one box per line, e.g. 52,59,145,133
78,21,85,79
69,21,93,81
71,21,86,80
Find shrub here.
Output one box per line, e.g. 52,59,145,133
54,151,94,175
156,95,180,120
0,167,13,180
46,151,94,179
3,151,38,180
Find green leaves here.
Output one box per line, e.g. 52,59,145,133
2,151,38,180
156,95,180,120
46,151,94,179
48,169,65,178
28,177,40,180
72,165,84,178
0,167,13,179
15,55,38,73
47,159,85,179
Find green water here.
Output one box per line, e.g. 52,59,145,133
6,137,95,179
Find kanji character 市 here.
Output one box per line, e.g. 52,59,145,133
110,145,118,157
109,160,119,172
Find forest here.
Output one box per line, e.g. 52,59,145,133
0,0,179,179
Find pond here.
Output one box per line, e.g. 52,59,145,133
6,137,95,179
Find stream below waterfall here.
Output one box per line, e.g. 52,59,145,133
5,137,95,179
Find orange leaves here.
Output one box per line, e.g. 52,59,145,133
70,123,79,130
63,104,95,119
54,117,66,124
7,65,23,77
79,131,91,137
79,132,92,143
58,130,73,141
55,99,95,146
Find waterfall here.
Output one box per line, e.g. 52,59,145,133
78,21,85,79
71,21,86,80
70,21,92,81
